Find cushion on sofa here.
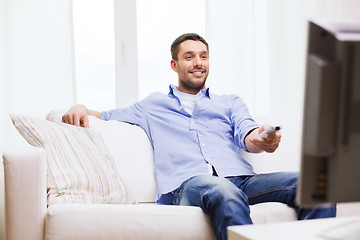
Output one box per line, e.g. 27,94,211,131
11,114,135,205
46,109,157,203
45,203,216,240
44,202,299,240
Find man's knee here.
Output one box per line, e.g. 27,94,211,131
179,175,248,205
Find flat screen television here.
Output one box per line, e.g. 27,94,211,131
297,19,360,207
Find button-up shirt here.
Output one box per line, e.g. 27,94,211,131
101,85,259,197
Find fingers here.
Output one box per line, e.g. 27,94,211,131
62,113,89,128
73,114,81,127
250,140,278,153
81,115,89,128
62,114,73,125
250,132,281,153
262,138,281,153
61,105,89,128
62,113,80,126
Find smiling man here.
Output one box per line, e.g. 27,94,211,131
63,33,336,240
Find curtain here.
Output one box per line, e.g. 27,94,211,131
0,1,75,239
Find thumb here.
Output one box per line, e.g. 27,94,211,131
258,124,271,135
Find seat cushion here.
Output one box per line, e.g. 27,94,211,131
250,202,297,224
44,202,297,240
45,203,216,240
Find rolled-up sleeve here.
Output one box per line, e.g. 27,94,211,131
229,95,260,152
101,102,147,129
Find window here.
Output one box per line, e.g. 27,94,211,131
136,0,270,115
136,0,206,98
72,0,116,110
72,0,271,116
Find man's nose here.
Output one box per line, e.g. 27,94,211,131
193,56,202,66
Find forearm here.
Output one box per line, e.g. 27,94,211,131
86,107,101,119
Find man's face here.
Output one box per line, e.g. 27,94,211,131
171,40,209,94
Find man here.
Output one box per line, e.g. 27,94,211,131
63,33,336,240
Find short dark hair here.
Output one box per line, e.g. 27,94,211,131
170,33,209,60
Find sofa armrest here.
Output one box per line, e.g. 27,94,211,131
3,146,47,240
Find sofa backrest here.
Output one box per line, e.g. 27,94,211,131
46,110,157,203
89,116,157,203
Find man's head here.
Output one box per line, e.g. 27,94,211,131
171,33,209,61
170,33,210,95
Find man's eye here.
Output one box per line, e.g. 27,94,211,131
186,56,192,60
201,55,208,59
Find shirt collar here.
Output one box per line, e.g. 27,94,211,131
168,84,211,99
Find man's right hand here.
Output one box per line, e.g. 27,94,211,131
62,104,100,128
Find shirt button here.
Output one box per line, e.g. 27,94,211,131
191,120,195,124
201,143,205,147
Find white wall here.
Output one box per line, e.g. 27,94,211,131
251,0,360,173
0,0,75,239
205,0,271,116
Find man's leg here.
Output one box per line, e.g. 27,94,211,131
230,172,336,220
173,175,252,240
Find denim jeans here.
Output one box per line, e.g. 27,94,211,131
171,173,336,240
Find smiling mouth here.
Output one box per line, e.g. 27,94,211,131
190,69,206,77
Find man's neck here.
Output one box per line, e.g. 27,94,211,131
178,86,204,95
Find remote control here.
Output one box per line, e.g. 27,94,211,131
258,126,282,139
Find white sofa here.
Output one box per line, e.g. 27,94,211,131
3,111,360,240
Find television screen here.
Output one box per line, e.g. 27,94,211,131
297,19,360,207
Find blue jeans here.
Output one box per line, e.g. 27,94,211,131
169,173,336,240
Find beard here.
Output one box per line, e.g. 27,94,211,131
178,73,208,94
180,79,206,91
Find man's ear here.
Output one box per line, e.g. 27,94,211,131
170,59,178,72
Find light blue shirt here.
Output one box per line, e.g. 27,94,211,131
101,85,259,197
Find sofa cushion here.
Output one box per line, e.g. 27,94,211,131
11,114,135,205
249,202,297,223
44,202,298,240
46,109,157,203
45,203,216,240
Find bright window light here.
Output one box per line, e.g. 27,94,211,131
136,0,206,99
72,0,116,110
72,0,270,116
